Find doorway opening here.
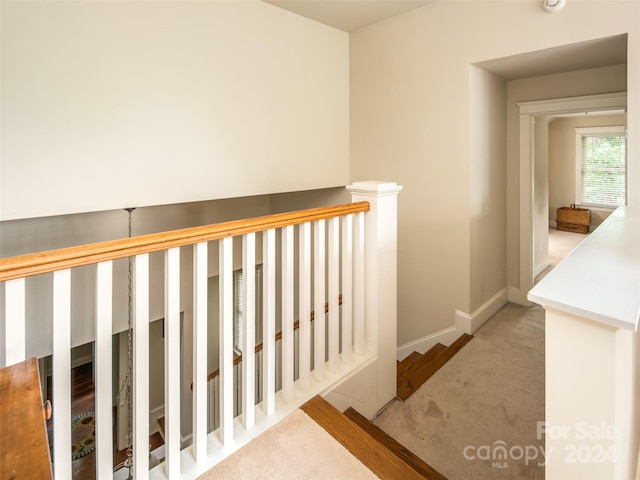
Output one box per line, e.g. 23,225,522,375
518,92,627,296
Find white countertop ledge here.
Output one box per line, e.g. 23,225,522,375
528,206,640,331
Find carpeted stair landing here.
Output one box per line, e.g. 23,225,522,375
200,395,446,480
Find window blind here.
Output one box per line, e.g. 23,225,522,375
580,133,626,207
233,270,243,353
233,266,262,354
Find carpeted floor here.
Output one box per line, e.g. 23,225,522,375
199,409,378,480
374,303,546,480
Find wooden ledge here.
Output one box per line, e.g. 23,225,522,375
0,358,52,479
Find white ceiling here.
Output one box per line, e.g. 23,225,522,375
263,0,435,32
262,1,627,81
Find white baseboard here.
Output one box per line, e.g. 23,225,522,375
508,286,533,307
534,258,551,278
396,325,464,361
396,288,509,361
455,287,509,335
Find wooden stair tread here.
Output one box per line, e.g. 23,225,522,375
344,407,447,480
397,344,447,390
301,396,425,480
0,358,53,480
397,334,473,401
398,351,422,370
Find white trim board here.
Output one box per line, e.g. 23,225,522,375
396,288,509,361
396,325,463,361
455,288,509,335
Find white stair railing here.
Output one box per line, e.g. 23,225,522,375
0,181,402,480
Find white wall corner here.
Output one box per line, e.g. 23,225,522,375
455,288,509,335
508,286,533,307
396,287,509,361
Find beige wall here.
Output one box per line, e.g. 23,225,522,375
350,0,639,344
469,67,507,313
548,113,627,227
0,1,349,221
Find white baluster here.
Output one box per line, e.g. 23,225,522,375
219,237,233,444
327,217,340,371
193,242,208,463
281,225,294,402
95,261,113,479
4,278,25,366
341,214,353,364
262,229,276,416
242,233,256,430
354,212,365,356
133,254,149,479
164,247,180,479
53,269,72,480
299,222,311,390
313,219,326,381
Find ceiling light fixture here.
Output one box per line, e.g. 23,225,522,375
543,0,566,13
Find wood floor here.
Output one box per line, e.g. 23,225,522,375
396,333,473,401
46,362,163,480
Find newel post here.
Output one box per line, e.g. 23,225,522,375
347,181,403,410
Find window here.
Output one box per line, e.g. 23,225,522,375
233,269,243,354
575,126,626,208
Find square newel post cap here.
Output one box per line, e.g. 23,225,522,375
346,181,403,196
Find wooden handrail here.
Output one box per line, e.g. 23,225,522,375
191,294,342,389
0,202,369,282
